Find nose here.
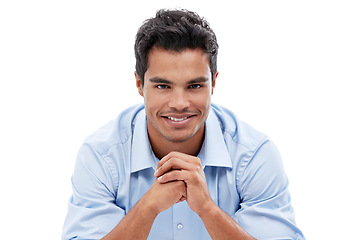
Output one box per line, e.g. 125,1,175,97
168,89,190,110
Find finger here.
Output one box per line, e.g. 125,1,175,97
156,151,199,170
156,151,191,170
154,157,191,177
158,169,190,183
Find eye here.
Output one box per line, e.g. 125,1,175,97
156,84,169,89
189,84,202,89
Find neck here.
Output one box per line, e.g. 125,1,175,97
148,126,205,160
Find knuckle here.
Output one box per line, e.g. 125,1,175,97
195,164,202,171
169,151,177,157
174,180,186,190
190,172,198,181
191,165,202,173
175,180,184,187
173,170,181,178
169,157,177,164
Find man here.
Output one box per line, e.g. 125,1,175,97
62,9,304,240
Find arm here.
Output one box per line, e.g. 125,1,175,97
102,179,187,240
198,201,256,240
235,140,305,239
101,195,157,240
63,144,186,240
155,151,256,240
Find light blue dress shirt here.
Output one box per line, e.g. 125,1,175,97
62,104,304,240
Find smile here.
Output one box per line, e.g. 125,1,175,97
168,116,188,121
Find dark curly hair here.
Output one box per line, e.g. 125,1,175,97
134,9,219,86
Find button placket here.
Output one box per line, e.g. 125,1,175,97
173,201,188,239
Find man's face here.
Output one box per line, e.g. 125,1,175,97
136,47,216,144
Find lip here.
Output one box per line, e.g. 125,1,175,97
161,114,196,128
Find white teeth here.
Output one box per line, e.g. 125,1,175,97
168,116,187,121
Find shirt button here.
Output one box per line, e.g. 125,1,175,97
177,223,183,230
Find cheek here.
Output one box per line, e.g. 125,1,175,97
193,93,212,108
144,92,164,111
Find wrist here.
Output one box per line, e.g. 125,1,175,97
137,195,160,218
197,199,218,219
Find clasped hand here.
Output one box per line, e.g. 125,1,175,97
153,151,213,216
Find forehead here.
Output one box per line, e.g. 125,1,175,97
145,47,211,82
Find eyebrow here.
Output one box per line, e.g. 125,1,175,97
149,77,209,85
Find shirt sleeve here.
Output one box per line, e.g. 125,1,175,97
235,140,305,240
62,144,124,240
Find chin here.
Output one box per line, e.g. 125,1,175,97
161,131,195,143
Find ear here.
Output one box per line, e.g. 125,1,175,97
134,72,144,97
211,72,218,95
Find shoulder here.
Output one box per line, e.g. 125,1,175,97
83,104,145,155
210,103,268,152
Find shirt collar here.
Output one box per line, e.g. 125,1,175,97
130,106,232,173
130,108,158,173
198,108,233,169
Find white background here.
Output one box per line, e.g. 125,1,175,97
1,0,360,239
